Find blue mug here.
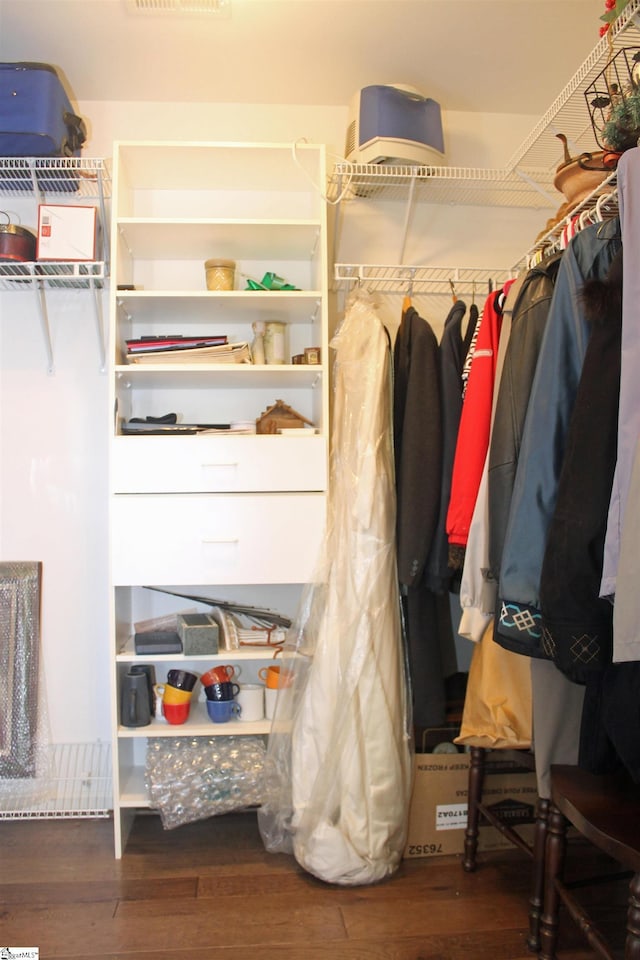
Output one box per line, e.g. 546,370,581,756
206,698,241,723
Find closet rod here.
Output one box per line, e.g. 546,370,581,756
333,263,512,294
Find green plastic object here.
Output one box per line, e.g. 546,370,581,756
244,272,300,291
261,271,299,290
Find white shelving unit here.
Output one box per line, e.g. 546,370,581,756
0,156,111,371
108,140,329,857
329,0,640,287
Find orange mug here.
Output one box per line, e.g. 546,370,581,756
259,664,281,689
200,664,237,687
258,664,292,689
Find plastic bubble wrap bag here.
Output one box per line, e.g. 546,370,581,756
145,736,266,829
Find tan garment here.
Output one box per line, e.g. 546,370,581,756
455,618,532,750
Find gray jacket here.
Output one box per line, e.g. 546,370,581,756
487,252,563,592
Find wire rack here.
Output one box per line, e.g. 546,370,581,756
0,260,106,291
0,157,111,291
330,5,638,292
508,0,640,170
328,164,557,208
329,1,640,210
0,157,112,199
0,742,112,820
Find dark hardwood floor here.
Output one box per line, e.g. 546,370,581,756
0,812,629,959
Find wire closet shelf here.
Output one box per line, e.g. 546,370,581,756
0,742,112,820
330,1,639,293
0,157,111,291
328,0,640,209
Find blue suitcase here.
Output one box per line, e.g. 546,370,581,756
0,62,86,158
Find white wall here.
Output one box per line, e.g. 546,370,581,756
0,99,556,745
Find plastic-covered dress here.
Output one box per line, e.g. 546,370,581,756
258,292,413,885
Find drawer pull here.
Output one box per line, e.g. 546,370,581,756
202,538,239,544
201,462,239,468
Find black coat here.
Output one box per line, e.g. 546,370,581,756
424,299,478,594
394,304,453,728
393,305,442,587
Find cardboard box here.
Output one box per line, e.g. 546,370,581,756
37,204,98,261
405,751,538,859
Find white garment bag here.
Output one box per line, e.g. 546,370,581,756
258,293,413,885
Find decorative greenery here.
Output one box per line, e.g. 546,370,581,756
600,0,631,35
602,89,640,149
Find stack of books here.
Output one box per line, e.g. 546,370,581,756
125,335,251,364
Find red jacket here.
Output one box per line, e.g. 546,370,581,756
446,281,514,551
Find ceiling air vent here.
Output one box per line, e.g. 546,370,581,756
126,0,230,14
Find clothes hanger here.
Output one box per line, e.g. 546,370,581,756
449,279,458,303
579,206,594,231
402,271,415,313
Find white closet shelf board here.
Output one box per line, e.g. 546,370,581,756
116,220,322,261
116,290,322,322
114,141,322,193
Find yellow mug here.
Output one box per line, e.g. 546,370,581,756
154,682,192,705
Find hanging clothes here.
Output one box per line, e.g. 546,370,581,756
258,291,412,886
393,303,442,588
495,217,621,658
491,222,619,802
458,273,525,643
534,248,640,785
538,248,622,684
601,147,640,611
393,302,453,729
613,438,640,661
446,282,513,568
454,277,534,752
487,252,563,589
425,299,479,595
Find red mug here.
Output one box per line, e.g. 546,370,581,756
162,701,191,725
200,664,237,687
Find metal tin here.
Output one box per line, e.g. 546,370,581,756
264,321,286,364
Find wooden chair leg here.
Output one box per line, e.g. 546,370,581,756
463,746,486,872
539,801,568,960
526,796,549,953
626,871,640,960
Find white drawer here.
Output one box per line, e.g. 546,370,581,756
111,493,326,585
111,435,327,493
